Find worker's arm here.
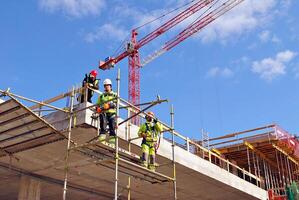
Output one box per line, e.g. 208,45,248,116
96,94,103,106
92,79,99,90
138,124,147,138
154,121,163,133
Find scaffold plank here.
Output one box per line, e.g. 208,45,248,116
0,97,65,156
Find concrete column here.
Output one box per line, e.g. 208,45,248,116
18,175,41,200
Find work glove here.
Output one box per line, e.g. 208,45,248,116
96,107,102,113
153,118,158,124
109,102,116,109
103,103,110,110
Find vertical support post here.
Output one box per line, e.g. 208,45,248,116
186,137,190,152
263,159,269,189
114,68,121,200
246,147,251,182
170,105,177,200
268,163,274,189
278,151,286,187
126,108,131,200
84,84,88,103
286,156,292,184
283,154,289,185
18,175,41,200
275,149,282,188
256,155,261,187
63,87,74,200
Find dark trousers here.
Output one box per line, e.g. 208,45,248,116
80,89,93,103
99,113,116,136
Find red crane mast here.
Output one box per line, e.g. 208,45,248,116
99,0,244,124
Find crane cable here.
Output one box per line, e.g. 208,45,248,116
134,0,198,31
112,0,199,58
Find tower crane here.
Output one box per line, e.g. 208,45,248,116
99,0,244,124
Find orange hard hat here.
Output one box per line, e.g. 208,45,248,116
90,70,98,77
147,111,154,118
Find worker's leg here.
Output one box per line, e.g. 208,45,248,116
148,144,156,171
87,90,93,103
99,113,107,141
107,113,116,145
141,144,149,168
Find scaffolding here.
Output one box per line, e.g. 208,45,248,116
0,69,264,199
60,69,177,199
208,125,299,198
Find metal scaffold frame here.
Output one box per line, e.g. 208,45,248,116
61,69,177,200
0,69,263,199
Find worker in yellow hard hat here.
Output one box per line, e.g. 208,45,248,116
96,79,117,145
138,111,163,171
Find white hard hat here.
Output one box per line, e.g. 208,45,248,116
103,79,112,85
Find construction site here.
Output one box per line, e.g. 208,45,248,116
1,0,299,200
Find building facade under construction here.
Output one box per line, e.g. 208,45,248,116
0,74,298,200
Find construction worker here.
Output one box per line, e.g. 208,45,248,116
80,70,99,103
96,79,117,145
138,111,163,171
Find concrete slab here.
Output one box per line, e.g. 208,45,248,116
0,102,268,199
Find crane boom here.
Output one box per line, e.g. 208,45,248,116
141,0,244,66
99,0,214,70
98,0,244,124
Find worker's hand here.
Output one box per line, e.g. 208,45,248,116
103,103,110,110
109,102,116,109
141,133,147,138
96,107,102,113
153,118,158,124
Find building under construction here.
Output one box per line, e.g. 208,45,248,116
0,70,298,200
1,0,298,199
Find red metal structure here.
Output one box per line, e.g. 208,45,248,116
99,0,244,124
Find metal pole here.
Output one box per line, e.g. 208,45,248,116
114,68,121,200
256,155,261,187
278,151,286,186
275,149,283,188
246,147,251,182
268,163,274,189
286,155,292,184
126,109,131,200
63,87,75,200
263,159,269,190
170,105,177,200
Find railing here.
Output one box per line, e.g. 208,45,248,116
87,86,261,186
1,85,261,187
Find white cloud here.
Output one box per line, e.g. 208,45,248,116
85,23,128,43
259,30,271,42
271,35,281,43
258,30,280,44
39,0,105,18
206,67,234,78
251,50,297,81
199,0,278,43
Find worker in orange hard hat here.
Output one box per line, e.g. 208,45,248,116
79,70,99,103
138,111,163,171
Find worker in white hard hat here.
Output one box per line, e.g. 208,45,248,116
96,79,117,145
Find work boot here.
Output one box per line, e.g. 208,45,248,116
108,136,116,147
98,134,106,142
148,164,155,172
141,161,148,168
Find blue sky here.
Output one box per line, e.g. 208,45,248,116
0,0,299,141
